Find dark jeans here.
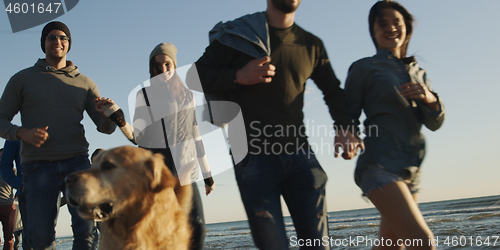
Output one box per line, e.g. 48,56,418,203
0,204,15,250
189,184,205,250
234,151,329,250
22,155,95,250
17,193,31,250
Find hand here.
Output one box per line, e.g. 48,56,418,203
399,82,437,104
334,130,365,160
94,97,115,117
235,56,276,85
205,184,215,196
16,126,49,148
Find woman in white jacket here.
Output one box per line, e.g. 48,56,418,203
95,43,214,250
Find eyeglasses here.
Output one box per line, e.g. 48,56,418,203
46,35,70,42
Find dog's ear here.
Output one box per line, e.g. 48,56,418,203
144,154,177,192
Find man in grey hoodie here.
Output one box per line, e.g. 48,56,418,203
0,21,116,250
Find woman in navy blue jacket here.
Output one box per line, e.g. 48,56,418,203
344,1,445,249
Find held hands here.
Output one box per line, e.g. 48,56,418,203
334,130,365,160
16,126,49,148
235,56,276,85
94,97,115,118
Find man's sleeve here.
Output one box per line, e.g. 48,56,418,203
191,41,241,94
309,40,353,131
0,76,23,141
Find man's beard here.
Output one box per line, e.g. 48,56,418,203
271,0,300,13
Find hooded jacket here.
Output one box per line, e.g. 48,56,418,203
345,49,445,185
0,59,116,163
209,11,270,59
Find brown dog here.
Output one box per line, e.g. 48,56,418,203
65,146,192,250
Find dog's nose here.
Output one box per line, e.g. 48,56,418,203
65,173,78,184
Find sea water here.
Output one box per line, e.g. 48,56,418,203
17,195,500,249
203,195,500,249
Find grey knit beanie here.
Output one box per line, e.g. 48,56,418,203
149,43,177,67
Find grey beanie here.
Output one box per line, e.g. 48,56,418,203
149,43,177,67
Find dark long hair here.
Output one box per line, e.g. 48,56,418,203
369,0,414,58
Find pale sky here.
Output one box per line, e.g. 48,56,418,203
0,0,499,237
